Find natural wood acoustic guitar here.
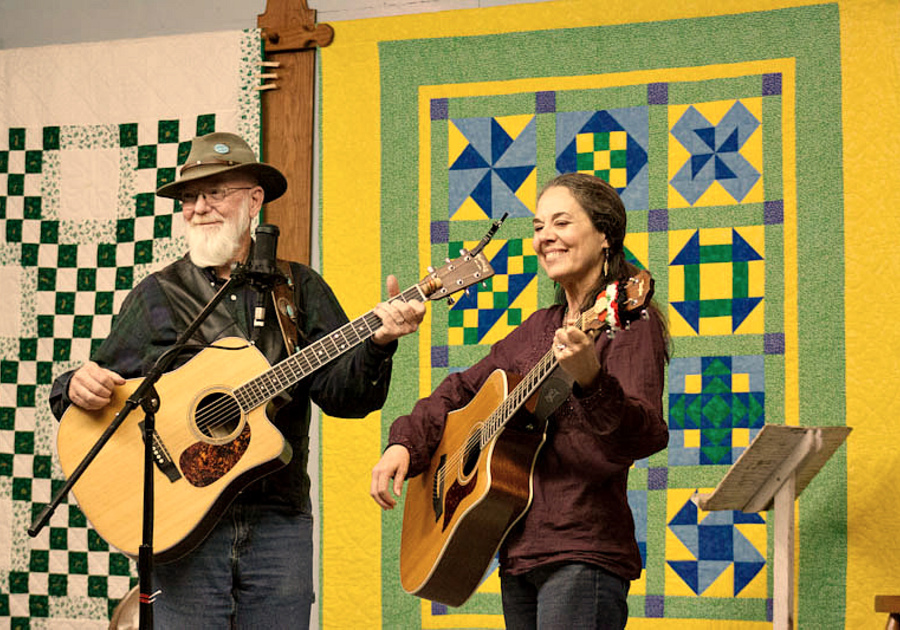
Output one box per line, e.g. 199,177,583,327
399,270,653,606
57,247,495,563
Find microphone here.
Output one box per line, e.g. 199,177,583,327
245,224,285,331
249,223,281,280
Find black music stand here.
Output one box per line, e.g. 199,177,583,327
694,424,851,630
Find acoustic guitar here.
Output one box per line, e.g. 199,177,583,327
399,270,653,606
57,246,495,563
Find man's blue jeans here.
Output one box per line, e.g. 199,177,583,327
151,503,314,629
500,562,630,629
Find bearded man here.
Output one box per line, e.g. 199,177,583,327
49,132,425,629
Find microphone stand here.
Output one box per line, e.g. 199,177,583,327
29,266,269,629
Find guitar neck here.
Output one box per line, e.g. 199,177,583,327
481,311,608,448
234,283,428,411
480,310,595,447
481,348,557,446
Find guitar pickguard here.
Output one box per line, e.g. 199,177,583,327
180,424,251,487
442,470,477,531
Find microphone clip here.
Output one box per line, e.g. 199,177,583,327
233,262,288,292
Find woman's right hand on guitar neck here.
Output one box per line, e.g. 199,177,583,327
67,361,125,411
370,444,411,510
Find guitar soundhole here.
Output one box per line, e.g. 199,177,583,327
194,391,243,441
462,442,481,477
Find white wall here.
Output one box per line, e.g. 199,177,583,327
0,0,551,49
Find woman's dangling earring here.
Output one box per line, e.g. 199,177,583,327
603,250,609,278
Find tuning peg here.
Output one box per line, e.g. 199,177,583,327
447,297,455,306
427,266,435,273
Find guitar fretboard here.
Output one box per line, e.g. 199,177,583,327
479,310,592,449
233,284,427,411
476,274,651,446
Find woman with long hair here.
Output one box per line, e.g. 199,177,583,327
372,172,670,629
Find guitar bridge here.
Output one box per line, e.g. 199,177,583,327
138,421,182,482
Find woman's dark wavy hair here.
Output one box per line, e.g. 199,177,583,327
538,172,670,360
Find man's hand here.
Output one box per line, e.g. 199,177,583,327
370,444,411,510
372,275,426,346
67,361,126,410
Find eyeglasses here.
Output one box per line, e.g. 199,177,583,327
178,187,253,206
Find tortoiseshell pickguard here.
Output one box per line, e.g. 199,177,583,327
442,470,477,531
180,424,251,487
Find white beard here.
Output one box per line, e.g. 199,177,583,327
185,204,250,268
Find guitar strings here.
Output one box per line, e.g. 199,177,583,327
433,277,647,485
433,310,588,485
436,308,585,478
171,271,579,450
435,346,559,486
187,275,635,446
190,311,384,433
164,290,423,447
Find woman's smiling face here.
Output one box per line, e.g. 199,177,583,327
532,185,608,305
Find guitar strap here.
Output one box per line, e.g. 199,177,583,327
533,367,574,422
533,324,604,421
271,259,300,355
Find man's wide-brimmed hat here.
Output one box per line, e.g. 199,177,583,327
156,132,287,202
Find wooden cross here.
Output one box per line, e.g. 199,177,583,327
257,0,334,265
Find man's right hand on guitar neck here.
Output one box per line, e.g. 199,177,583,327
370,443,411,510
68,361,125,411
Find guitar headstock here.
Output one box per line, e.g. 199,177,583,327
418,250,495,303
581,269,654,334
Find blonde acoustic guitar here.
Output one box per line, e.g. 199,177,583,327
400,270,653,606
57,247,495,563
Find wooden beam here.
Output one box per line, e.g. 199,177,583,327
257,0,333,265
